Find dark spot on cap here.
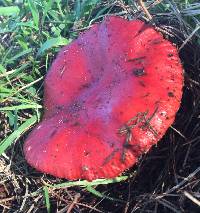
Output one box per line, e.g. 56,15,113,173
69,101,83,113
171,75,175,81
168,92,174,97
49,129,57,138
123,143,132,149
142,92,150,97
110,142,115,148
152,39,162,44
133,68,146,77
155,100,161,105
80,83,91,90
168,53,174,57
102,148,119,166
56,105,64,111
128,56,146,62
139,81,146,87
63,118,69,123
84,151,90,156
72,121,80,127
59,65,66,78
138,24,149,34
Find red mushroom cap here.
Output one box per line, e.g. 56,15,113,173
24,16,183,180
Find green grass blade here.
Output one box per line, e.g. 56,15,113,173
75,0,81,20
37,37,69,56
41,0,54,25
0,6,20,16
0,115,38,156
0,104,42,111
43,186,51,213
86,185,125,203
27,0,39,28
44,176,128,188
16,21,39,30
5,48,32,64
86,185,103,197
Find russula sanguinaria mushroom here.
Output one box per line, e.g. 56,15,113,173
24,16,183,181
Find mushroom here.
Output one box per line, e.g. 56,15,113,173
24,16,183,180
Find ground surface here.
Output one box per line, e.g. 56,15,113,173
0,0,200,212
